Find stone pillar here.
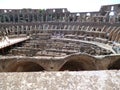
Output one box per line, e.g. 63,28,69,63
21,25,24,34
12,26,15,35
5,28,8,36
17,26,19,35
34,25,37,34
26,26,28,35
38,25,41,33
30,26,32,35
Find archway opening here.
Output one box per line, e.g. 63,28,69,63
60,60,85,71
9,62,45,72
108,59,120,70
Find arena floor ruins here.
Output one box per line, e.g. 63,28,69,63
0,4,120,89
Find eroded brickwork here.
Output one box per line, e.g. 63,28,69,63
0,4,120,72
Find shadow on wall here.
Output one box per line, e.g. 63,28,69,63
59,54,97,71
108,59,120,70
7,61,45,72
60,60,86,71
1,54,120,72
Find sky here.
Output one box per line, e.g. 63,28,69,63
0,0,120,12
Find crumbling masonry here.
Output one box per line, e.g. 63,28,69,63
0,4,120,72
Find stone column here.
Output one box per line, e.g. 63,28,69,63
21,25,24,34
30,26,32,35
17,26,19,35
38,25,41,33
12,26,15,35
26,26,28,35
34,25,37,34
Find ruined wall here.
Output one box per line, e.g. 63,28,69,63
0,54,120,72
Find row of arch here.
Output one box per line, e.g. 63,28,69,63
0,55,120,72
5,59,120,72
0,23,120,42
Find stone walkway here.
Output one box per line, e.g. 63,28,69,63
0,36,29,49
0,70,119,90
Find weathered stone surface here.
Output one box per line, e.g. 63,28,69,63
0,70,120,90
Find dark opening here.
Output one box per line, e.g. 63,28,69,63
9,62,45,72
60,61,85,71
108,59,120,70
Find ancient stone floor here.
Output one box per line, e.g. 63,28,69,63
0,70,120,90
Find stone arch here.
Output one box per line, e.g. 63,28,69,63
59,54,97,71
7,61,45,72
86,12,91,17
60,60,85,71
108,59,120,70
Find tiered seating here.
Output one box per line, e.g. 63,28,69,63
1,21,119,56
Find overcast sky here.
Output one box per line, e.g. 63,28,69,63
0,0,119,12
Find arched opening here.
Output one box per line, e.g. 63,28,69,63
108,59,120,70
111,6,114,11
62,9,65,13
76,13,80,16
60,60,85,71
53,9,56,13
4,10,7,13
109,11,115,16
8,61,45,72
86,13,91,17
59,55,97,71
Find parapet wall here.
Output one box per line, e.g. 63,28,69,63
0,70,120,90
0,54,120,72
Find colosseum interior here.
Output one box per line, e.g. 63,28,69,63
0,4,120,89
